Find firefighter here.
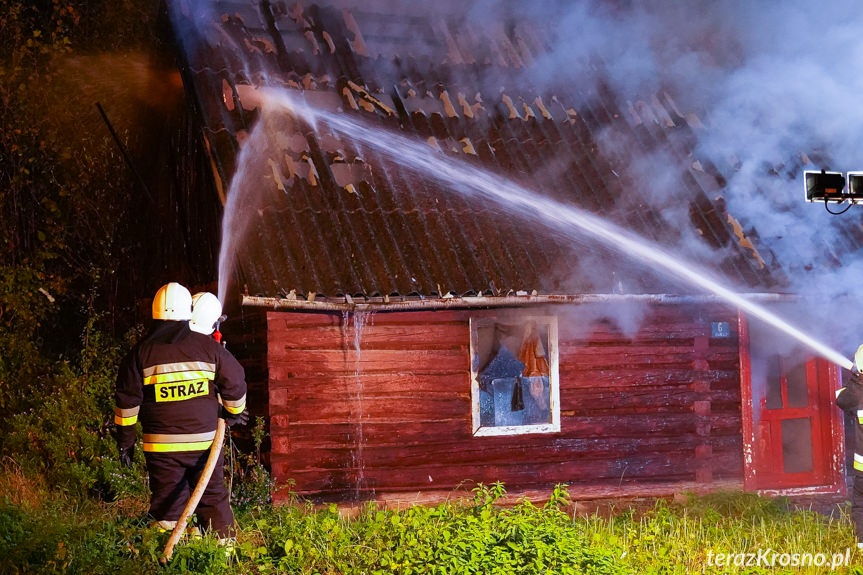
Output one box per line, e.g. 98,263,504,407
190,291,225,339
114,283,248,539
836,345,863,549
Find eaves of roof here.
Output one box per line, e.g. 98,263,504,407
242,291,796,313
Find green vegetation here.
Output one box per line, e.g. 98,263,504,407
2,474,861,574
0,0,161,439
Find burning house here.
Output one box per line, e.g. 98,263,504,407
164,0,850,504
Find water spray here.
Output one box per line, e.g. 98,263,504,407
226,87,854,372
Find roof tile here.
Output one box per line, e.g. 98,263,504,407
171,0,777,301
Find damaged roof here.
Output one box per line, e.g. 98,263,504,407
170,0,786,305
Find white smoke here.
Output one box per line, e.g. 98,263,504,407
450,0,863,354
506,0,863,353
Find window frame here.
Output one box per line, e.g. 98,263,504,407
469,314,561,436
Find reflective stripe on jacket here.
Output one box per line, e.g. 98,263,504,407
143,431,217,452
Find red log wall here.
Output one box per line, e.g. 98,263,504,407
262,304,743,503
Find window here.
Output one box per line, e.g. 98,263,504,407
470,315,560,436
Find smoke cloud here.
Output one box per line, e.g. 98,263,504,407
390,0,863,353
494,0,863,353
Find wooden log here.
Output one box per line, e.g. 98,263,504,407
273,451,703,493
267,323,470,350
269,372,467,393
268,410,741,444
273,396,468,423
266,309,468,329
267,348,469,374
280,435,732,470
272,478,747,506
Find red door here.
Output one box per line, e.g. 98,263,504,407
739,314,845,493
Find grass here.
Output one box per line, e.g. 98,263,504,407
583,492,859,574
2,467,862,575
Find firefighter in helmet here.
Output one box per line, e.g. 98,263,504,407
836,345,863,549
191,291,225,342
114,283,248,538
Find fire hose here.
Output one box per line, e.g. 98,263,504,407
159,417,226,565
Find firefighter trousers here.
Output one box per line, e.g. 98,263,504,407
853,473,863,543
145,449,234,537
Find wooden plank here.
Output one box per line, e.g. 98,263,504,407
269,373,469,394
361,310,468,324
558,369,737,389
559,389,741,412
559,413,694,436
560,326,735,344
267,348,469,373
271,418,742,460
737,313,757,490
270,419,472,451
273,452,701,491
273,478,747,505
266,322,470,350
285,432,725,459
267,311,343,328
282,435,726,470
560,333,739,348
565,353,717,370
273,396,469,423
266,309,469,329
273,479,747,505
268,411,741,442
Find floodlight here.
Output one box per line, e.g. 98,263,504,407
846,172,863,203
804,170,845,203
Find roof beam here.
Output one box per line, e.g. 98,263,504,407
241,292,795,312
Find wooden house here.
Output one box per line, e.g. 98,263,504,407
167,0,848,504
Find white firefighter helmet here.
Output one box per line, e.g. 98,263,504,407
855,344,863,373
190,291,223,335
152,282,192,321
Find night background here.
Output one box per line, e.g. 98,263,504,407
1,0,221,450
1,1,176,451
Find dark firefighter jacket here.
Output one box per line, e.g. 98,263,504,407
114,320,246,453
836,374,863,473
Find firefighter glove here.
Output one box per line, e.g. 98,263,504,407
220,406,249,427
118,445,134,468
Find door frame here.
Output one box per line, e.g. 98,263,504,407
738,312,846,495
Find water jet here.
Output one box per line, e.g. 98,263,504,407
220,87,853,372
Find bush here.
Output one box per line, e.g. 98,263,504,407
1,313,148,500
242,483,623,575
228,415,278,510
0,488,152,575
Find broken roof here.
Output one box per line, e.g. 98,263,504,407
170,0,786,307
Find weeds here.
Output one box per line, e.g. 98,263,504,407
589,492,857,574
229,416,278,511
3,481,860,574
